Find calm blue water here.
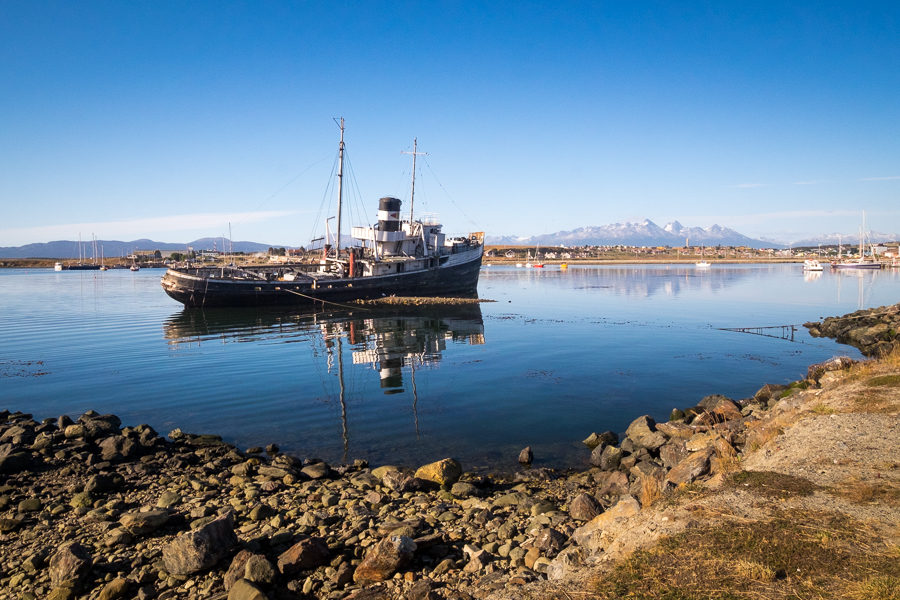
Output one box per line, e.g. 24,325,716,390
1,264,896,470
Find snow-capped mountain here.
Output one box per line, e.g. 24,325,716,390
487,219,779,249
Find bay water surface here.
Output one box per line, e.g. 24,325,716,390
2,264,896,470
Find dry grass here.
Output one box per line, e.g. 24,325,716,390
639,474,664,508
829,476,900,506
586,508,900,600
849,388,900,413
744,420,786,453
849,347,900,382
729,470,820,498
810,403,837,415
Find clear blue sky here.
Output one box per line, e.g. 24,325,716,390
2,1,898,247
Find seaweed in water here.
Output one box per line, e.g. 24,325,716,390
0,360,49,378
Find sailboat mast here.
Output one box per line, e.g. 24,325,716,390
335,117,345,258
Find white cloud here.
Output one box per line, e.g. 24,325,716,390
0,210,303,246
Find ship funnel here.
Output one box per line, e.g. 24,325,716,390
378,197,402,232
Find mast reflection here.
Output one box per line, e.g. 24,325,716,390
163,304,485,461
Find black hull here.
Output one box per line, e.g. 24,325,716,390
161,254,483,308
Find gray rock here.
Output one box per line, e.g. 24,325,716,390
599,445,623,470
49,542,92,589
568,492,603,521
518,446,533,465
156,490,182,508
85,473,125,494
119,509,170,535
18,497,42,512
162,511,238,575
224,550,252,591
665,447,715,486
383,470,426,493
353,535,417,584
98,435,138,462
257,465,292,480
532,528,567,555
301,462,330,479
625,415,668,451
0,447,33,474
589,442,608,467
450,481,479,498
228,579,268,600
547,545,588,581
244,554,275,584
659,440,689,469
277,536,330,575
97,577,129,600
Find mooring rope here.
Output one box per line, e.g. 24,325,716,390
281,288,370,311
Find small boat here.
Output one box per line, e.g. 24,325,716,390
161,120,484,308
695,246,710,267
560,263,568,269
54,262,63,271
532,245,544,268
802,259,823,271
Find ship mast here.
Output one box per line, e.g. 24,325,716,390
335,117,345,258
402,138,427,224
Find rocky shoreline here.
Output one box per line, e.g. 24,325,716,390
1,305,896,600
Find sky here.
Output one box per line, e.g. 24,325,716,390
1,1,899,247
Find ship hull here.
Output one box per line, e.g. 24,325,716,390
831,262,882,270
161,249,483,308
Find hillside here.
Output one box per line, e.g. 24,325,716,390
0,238,285,259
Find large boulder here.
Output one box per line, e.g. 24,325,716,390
414,458,462,488
569,493,604,521
162,512,238,575
277,537,330,575
807,356,855,383
49,542,92,589
624,415,667,451
582,430,618,449
119,509,170,535
353,535,417,584
571,496,641,550
665,447,715,486
98,435,139,462
78,412,121,440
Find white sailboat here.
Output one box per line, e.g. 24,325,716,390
831,212,882,270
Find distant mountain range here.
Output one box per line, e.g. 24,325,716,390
787,232,900,248
0,238,283,259
5,225,898,258
487,219,782,249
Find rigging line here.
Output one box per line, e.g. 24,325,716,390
228,156,329,231
281,288,372,311
308,151,341,249
421,157,479,228
341,149,371,241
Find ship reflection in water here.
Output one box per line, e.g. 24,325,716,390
163,304,485,463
